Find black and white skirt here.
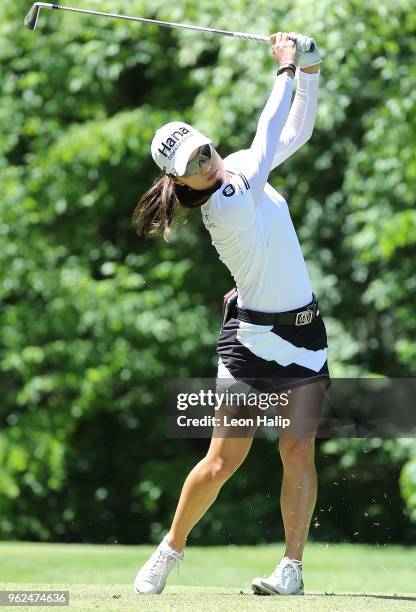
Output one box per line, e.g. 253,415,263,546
217,296,330,394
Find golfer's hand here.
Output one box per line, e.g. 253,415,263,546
289,32,322,70
270,32,297,67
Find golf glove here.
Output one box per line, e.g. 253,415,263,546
290,32,322,69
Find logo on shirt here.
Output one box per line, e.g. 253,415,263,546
222,184,235,197
203,212,216,230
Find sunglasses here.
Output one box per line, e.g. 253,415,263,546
181,144,213,177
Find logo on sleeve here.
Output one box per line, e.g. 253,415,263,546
222,184,235,197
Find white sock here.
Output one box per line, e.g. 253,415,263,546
161,535,183,557
283,556,302,567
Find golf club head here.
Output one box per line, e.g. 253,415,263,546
24,3,42,30
24,3,56,31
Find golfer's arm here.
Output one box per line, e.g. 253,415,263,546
248,73,293,202
301,65,320,74
271,70,320,169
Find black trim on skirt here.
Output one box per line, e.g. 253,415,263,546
217,295,330,394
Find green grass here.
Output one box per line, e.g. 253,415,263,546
0,541,415,610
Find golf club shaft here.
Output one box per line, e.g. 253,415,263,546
24,2,270,42
25,2,315,51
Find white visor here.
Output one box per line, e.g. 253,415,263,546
151,121,212,176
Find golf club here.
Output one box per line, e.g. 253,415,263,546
24,2,315,50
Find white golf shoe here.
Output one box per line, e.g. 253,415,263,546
252,556,304,596
134,536,184,594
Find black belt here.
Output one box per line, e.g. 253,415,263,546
236,295,318,326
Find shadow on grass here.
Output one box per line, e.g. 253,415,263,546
226,590,416,601
322,592,416,602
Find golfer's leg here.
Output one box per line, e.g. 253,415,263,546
278,381,325,561
167,434,254,552
279,436,317,561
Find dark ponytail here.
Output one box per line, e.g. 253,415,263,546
132,175,220,241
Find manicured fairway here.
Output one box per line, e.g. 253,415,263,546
1,541,415,610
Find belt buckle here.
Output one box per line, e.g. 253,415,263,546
295,309,314,326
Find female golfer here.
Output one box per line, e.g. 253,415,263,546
132,32,327,596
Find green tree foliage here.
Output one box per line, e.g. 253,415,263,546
0,0,415,543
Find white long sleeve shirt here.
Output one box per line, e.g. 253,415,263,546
201,71,320,313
